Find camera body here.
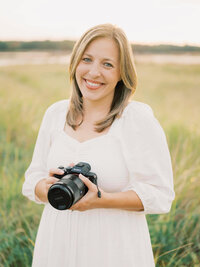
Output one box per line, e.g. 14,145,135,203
48,162,97,210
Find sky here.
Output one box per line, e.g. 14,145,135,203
0,0,200,45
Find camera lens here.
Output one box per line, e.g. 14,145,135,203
48,184,73,210
48,174,86,210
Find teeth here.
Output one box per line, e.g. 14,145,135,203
86,80,101,87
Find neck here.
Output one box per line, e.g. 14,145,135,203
82,98,112,121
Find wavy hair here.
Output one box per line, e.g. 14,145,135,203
66,23,137,132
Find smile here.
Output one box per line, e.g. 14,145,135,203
84,79,104,89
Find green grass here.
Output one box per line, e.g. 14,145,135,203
0,62,200,266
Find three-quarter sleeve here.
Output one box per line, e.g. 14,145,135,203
120,102,175,214
22,107,53,204
22,100,67,204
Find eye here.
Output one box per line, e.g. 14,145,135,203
82,57,91,63
104,62,113,68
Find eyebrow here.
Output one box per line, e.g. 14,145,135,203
83,53,116,63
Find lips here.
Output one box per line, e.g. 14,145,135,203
84,79,104,90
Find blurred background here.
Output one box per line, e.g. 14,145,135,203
0,0,200,266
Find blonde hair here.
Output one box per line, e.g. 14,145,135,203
66,23,137,132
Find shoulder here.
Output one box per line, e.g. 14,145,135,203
45,99,69,115
119,100,165,137
122,100,154,119
40,99,69,128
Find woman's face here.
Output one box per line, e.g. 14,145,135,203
75,37,121,106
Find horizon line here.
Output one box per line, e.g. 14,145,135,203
0,38,200,48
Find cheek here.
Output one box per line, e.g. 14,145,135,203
115,69,121,83
75,65,87,92
75,66,81,81
109,72,121,85
107,68,120,82
76,63,87,79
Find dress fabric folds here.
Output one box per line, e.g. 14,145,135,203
22,99,175,267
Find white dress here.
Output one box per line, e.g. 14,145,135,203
22,99,175,267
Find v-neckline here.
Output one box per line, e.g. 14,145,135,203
62,130,110,145
61,100,131,145
62,116,118,145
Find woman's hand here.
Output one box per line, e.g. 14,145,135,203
69,174,104,211
34,168,64,202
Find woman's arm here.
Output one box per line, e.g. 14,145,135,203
69,174,144,212
34,168,63,202
101,190,144,211
22,100,68,204
70,103,175,214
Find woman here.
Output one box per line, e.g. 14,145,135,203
22,24,175,267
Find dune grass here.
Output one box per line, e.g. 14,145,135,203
0,62,200,266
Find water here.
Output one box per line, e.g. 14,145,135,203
0,51,200,66
0,51,71,66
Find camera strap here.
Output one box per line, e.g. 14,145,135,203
96,182,101,198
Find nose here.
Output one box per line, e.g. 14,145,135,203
88,62,101,78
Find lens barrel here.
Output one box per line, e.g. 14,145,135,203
48,174,86,210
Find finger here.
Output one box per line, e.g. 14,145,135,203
70,202,83,211
46,177,59,184
46,183,53,190
79,174,96,190
69,204,77,210
69,162,75,167
49,168,64,177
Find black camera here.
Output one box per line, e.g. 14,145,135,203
48,162,100,210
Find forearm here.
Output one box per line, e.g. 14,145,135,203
70,175,144,212
99,190,144,211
